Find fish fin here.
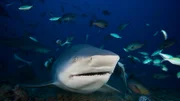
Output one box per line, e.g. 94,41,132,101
133,85,141,93
123,48,128,52
89,20,93,27
117,62,132,94
161,59,168,63
98,84,122,93
19,82,54,88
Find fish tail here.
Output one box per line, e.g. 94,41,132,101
123,48,128,52
58,40,62,46
159,53,170,60
89,20,93,27
161,59,168,63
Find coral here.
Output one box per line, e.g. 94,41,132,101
13,85,29,101
0,84,14,100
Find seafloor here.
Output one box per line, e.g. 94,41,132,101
0,82,180,101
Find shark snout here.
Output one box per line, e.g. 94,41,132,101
90,55,120,69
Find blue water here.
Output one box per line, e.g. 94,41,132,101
0,0,180,92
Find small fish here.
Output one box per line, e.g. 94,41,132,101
143,58,152,64
146,23,150,27
143,56,149,59
58,13,76,23
29,36,38,42
19,5,33,11
161,29,168,40
151,49,163,56
56,36,74,47
159,53,173,59
124,42,144,52
127,76,150,95
161,65,168,72
153,31,159,36
118,24,128,31
110,33,121,39
153,59,161,65
177,72,180,79
153,63,161,67
90,20,108,29
49,17,61,21
14,54,32,65
159,53,180,66
0,36,50,53
153,73,170,79
102,10,111,16
138,52,149,56
44,57,55,70
5,1,16,7
128,55,141,62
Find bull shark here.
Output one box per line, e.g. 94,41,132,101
21,44,128,94
0,36,51,53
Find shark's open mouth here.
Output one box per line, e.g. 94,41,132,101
71,72,111,77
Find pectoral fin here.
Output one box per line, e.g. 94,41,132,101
98,84,122,93
19,82,54,88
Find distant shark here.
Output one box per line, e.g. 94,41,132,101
21,44,128,94
0,36,51,53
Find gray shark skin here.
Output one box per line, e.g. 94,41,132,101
0,36,50,53
21,44,125,94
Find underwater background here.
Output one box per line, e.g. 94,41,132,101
0,0,180,101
